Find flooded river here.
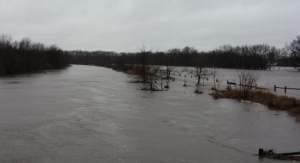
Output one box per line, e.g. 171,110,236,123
0,65,299,163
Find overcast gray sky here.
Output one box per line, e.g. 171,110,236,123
0,0,299,52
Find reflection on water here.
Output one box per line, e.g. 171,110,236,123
0,65,299,163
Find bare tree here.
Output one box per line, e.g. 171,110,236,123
194,59,208,94
141,66,161,91
139,48,149,83
137,48,161,91
238,71,257,98
194,57,206,86
289,36,300,70
211,69,218,90
0,35,12,48
166,66,171,87
164,52,173,89
0,35,69,76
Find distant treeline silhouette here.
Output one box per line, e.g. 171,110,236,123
70,36,300,70
0,35,70,76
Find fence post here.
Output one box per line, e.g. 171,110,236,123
274,85,277,92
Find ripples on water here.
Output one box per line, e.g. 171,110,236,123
0,65,299,163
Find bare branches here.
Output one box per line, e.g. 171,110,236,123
238,71,257,98
289,36,300,69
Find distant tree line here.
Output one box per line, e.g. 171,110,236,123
69,35,300,70
288,36,300,68
69,50,117,67
0,35,70,76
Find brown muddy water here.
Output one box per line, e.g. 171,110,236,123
0,65,299,163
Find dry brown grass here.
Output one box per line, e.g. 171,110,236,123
211,89,300,114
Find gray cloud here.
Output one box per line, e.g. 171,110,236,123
0,0,299,52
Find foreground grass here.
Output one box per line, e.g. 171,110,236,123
211,89,300,114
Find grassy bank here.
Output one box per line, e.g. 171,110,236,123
211,89,300,114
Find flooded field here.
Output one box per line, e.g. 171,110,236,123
0,65,299,163
172,66,300,98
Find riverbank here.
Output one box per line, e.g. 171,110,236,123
211,89,300,114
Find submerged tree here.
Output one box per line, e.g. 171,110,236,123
238,71,257,98
137,49,161,91
139,49,149,83
164,52,173,89
193,57,208,94
211,68,218,90
136,49,175,91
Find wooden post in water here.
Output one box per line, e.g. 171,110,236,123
274,85,277,92
284,86,287,94
183,75,187,87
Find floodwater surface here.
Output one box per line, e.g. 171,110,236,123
0,65,299,163
172,66,300,98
